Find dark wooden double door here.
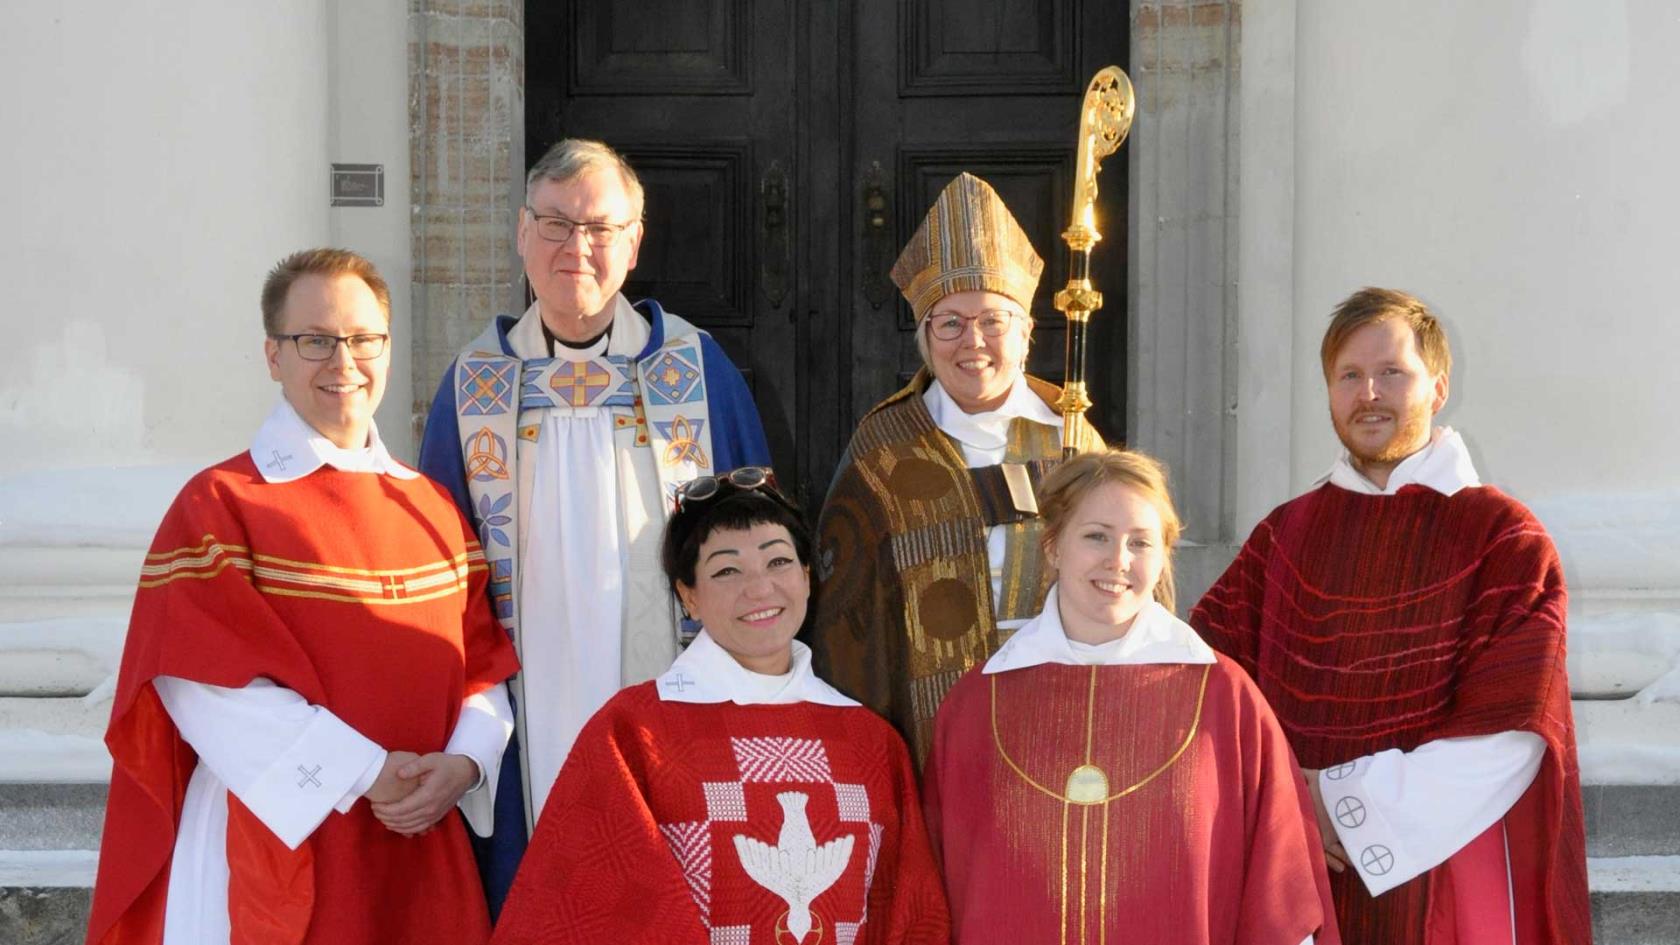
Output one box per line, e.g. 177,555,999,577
529,0,1129,507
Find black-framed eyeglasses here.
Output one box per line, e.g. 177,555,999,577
524,207,636,246
924,309,1018,342
272,333,389,361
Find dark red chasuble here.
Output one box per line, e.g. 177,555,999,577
1191,484,1590,945
490,683,950,945
923,657,1338,945
87,455,520,945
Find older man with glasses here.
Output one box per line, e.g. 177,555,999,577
418,138,770,914
810,173,1102,767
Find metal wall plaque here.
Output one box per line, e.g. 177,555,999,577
331,163,384,207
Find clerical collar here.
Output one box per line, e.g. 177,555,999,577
655,629,859,706
923,373,1061,457
983,584,1215,674
507,295,652,362
249,398,417,484
544,321,610,355
1318,426,1482,497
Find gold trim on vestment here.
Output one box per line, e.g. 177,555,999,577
990,664,1211,944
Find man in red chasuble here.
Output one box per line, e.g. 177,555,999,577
86,249,520,945
1192,288,1591,944
924,450,1339,945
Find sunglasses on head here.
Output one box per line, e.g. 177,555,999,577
674,466,786,511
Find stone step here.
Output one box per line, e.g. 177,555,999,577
0,786,106,853
1589,856,1680,945
1575,699,1680,787
0,619,124,698
1587,785,1680,858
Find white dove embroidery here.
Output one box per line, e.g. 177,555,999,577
732,791,856,942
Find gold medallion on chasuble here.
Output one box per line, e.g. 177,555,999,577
989,664,1211,945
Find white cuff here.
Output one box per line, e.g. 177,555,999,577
445,683,514,837
1319,731,1544,896
335,752,389,814
237,710,385,849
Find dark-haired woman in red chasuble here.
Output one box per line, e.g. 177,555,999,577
491,473,949,945
923,450,1339,945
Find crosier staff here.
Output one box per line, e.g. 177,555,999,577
1054,66,1135,457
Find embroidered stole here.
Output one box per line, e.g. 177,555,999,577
451,313,718,651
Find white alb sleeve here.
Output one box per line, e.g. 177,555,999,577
444,682,515,836
1318,731,1544,896
154,676,387,850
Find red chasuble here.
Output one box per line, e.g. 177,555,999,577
924,657,1340,945
1191,484,1590,945
490,683,950,945
86,454,520,945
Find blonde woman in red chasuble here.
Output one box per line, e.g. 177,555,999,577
491,470,949,945
922,450,1340,945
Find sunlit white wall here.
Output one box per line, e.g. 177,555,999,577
0,1,413,478
1288,0,1678,502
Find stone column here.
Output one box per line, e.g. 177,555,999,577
1128,0,1245,603
408,0,527,439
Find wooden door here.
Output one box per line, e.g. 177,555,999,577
527,0,804,490
528,0,1128,507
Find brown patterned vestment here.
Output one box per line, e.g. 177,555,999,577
809,370,1101,766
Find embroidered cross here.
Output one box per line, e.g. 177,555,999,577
1360,844,1395,876
296,764,323,788
665,673,696,692
379,574,407,600
269,450,295,471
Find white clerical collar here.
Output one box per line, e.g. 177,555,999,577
923,374,1062,455
655,629,859,706
983,584,1216,673
508,295,652,361
1318,426,1482,497
249,399,416,484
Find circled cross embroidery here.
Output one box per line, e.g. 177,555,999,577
1360,844,1395,876
1324,761,1357,781
1334,796,1367,829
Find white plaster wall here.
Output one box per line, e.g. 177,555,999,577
0,0,414,479
1288,0,1680,504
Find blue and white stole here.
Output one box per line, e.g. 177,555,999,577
450,297,718,647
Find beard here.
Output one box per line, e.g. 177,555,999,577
1335,402,1433,472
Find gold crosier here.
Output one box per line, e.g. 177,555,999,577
990,664,1210,945
1054,66,1136,458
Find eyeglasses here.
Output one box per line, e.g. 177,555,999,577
272,333,389,361
924,309,1018,342
525,207,636,247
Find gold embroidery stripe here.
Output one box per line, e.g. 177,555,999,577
257,582,468,606
250,550,474,577
139,550,252,577
253,563,468,595
145,536,251,563
136,556,251,588
989,664,1212,803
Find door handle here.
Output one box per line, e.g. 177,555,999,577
760,161,790,309
861,162,893,310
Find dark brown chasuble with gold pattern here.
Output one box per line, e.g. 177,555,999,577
809,371,1101,765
